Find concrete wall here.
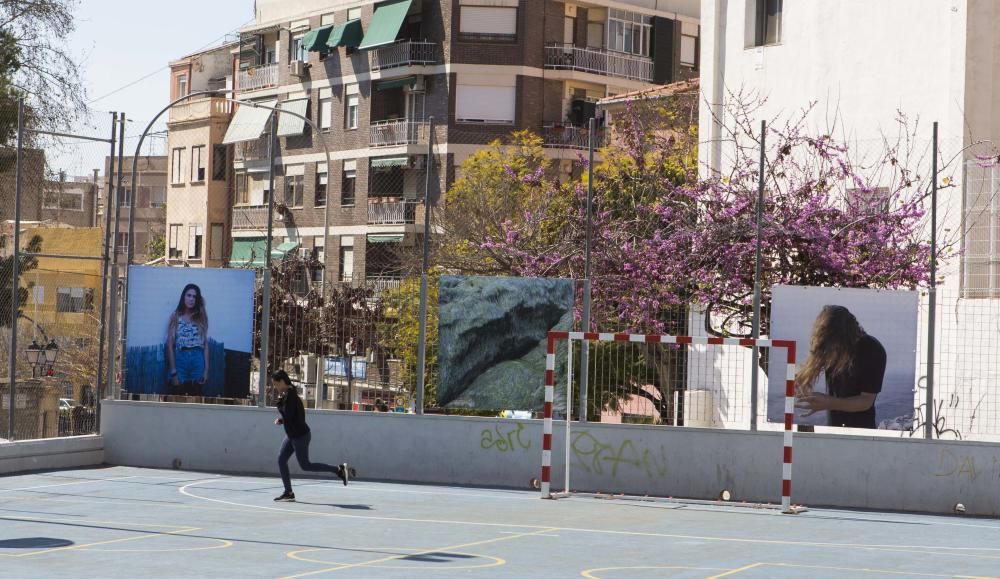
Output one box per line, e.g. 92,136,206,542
0,435,104,475
102,401,1000,516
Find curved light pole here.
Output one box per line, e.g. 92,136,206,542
119,90,334,406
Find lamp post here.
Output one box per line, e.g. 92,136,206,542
25,340,59,378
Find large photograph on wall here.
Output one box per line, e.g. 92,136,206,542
437,275,574,412
125,266,256,398
767,285,919,429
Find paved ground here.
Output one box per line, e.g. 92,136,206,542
1,466,998,578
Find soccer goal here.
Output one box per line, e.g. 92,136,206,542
539,331,803,514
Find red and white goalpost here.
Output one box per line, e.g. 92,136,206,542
540,331,801,514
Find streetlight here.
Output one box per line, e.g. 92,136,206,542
25,339,59,378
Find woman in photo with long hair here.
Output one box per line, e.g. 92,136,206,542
795,305,887,429
166,283,209,396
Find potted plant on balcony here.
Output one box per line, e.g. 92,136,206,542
275,202,292,221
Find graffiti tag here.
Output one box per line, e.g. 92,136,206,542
571,431,668,479
481,423,532,453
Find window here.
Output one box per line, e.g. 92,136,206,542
345,85,359,129
56,287,90,313
681,23,698,66
210,223,224,260
177,74,188,98
342,161,356,206
168,224,182,259
319,95,333,130
118,187,132,208
456,84,516,124
60,192,84,210
191,145,206,182
115,232,129,254
749,0,782,47
236,172,249,205
460,6,517,41
348,7,361,21
212,145,227,181
311,238,325,283
962,162,1000,298
285,174,304,207
43,190,61,209
150,187,166,208
171,148,184,184
608,9,652,56
188,225,204,259
316,165,328,207
587,22,604,48
291,34,308,63
339,246,354,282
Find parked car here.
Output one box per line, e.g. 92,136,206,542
59,399,77,414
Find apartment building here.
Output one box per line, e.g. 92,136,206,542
226,0,701,290
165,42,238,267
40,174,100,228
99,155,168,264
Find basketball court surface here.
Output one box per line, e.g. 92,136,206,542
2,466,998,578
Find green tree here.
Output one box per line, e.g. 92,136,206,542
378,270,439,406
146,233,165,262
0,233,42,328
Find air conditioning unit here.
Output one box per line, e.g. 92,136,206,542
409,155,426,170
408,75,426,93
300,354,318,383
290,60,308,77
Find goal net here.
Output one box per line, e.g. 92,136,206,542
539,331,801,513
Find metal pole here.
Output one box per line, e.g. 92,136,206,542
578,117,595,423
750,120,766,431
415,117,435,415
925,122,938,439
7,99,25,441
107,113,126,400
95,112,119,429
257,113,278,407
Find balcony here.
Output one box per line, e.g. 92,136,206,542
544,44,654,83
368,200,418,225
369,120,428,148
369,41,437,72
237,63,279,93
168,97,233,124
232,206,269,230
542,124,607,150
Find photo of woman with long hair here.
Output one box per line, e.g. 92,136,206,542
795,305,887,428
165,283,209,396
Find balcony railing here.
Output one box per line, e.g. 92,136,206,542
235,135,270,162
168,97,233,124
544,44,654,83
237,63,279,92
369,40,437,71
369,120,428,147
232,206,269,230
368,200,418,225
542,124,607,150
366,276,403,294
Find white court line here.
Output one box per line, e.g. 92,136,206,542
0,475,140,493
177,479,1000,558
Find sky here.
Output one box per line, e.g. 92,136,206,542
52,0,255,175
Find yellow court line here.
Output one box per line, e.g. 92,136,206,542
288,547,504,571
178,479,1000,561
705,562,765,579
279,527,557,579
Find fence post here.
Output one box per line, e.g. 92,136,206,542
579,116,596,423
95,112,119,429
415,117,435,415
257,112,278,407
925,121,939,439
750,120,766,431
7,98,25,441
107,113,127,400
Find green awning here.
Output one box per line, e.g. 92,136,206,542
358,0,412,50
230,238,267,268
303,26,335,52
376,76,416,91
328,19,363,49
271,241,300,259
367,234,404,244
370,156,408,169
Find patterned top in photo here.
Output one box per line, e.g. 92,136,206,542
175,317,205,349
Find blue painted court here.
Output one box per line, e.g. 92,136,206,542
1,466,998,578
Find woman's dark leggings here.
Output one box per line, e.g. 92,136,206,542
278,432,340,493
